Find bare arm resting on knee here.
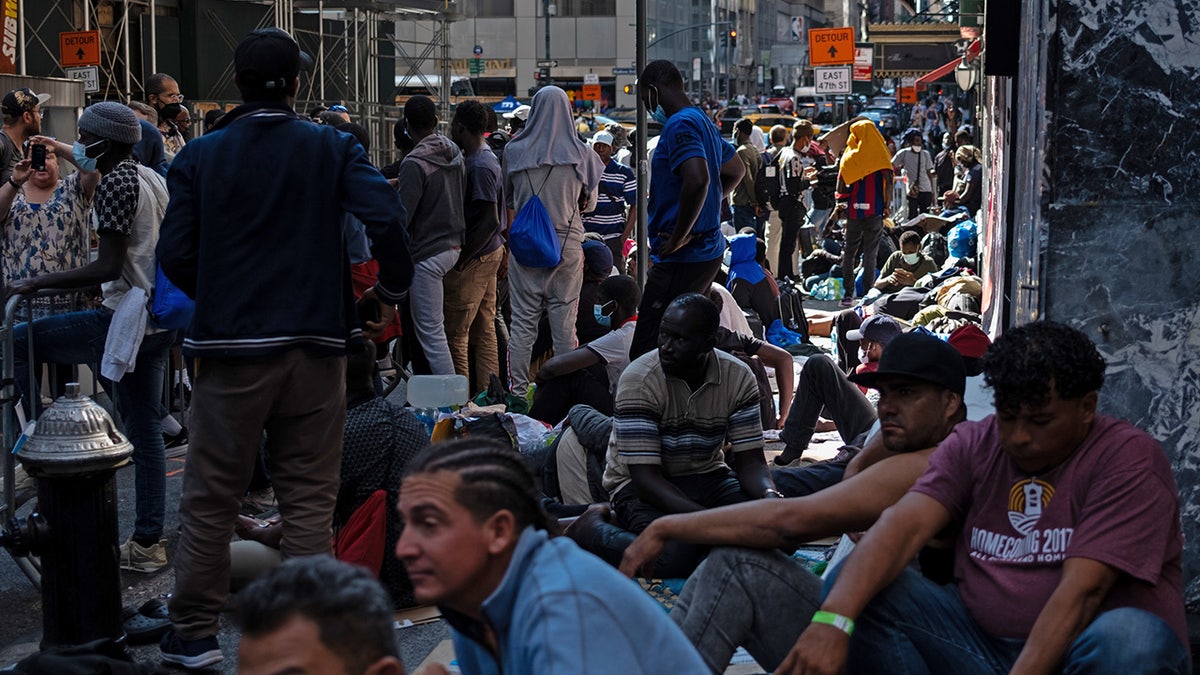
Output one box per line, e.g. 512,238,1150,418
777,491,950,674
619,448,934,577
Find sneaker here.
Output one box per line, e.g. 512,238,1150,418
119,538,168,573
160,630,223,669
163,427,188,449
240,487,277,516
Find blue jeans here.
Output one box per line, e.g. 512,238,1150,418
14,308,174,542
826,564,1191,675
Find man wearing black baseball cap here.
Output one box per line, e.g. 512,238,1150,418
787,322,1188,675
157,26,412,669
616,332,967,673
0,87,49,184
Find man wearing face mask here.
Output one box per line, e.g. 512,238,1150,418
7,102,177,575
892,128,935,220
875,230,937,294
528,274,640,425
629,60,745,360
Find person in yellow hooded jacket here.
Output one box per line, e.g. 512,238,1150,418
834,119,893,308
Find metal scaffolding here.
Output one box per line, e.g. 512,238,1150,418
16,0,459,162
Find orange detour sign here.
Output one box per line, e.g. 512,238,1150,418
60,30,101,67
808,27,855,66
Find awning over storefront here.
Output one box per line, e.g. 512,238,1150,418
915,39,981,90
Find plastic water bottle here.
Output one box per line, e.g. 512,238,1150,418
406,374,469,409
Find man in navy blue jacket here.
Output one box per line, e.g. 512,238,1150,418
156,27,413,669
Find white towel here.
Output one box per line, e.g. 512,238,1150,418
102,288,148,382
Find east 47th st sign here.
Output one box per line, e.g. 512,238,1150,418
808,27,855,66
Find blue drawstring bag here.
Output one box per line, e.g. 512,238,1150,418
150,263,195,330
509,194,562,268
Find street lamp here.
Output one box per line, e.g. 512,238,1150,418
955,55,978,91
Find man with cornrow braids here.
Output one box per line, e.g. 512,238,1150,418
396,439,707,674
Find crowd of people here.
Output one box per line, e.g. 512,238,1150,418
0,28,1189,675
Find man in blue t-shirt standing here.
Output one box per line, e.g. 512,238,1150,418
629,60,744,358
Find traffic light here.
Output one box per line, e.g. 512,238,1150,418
623,84,633,95
729,30,737,47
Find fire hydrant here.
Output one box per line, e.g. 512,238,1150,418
4,383,132,648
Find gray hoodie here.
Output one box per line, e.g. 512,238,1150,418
398,133,466,261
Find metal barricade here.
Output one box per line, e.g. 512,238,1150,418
1,289,96,589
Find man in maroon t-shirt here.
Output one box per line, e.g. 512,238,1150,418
784,321,1189,675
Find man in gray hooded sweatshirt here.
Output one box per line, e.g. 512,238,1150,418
397,95,466,374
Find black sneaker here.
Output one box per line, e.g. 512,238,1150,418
160,630,223,669
163,427,188,449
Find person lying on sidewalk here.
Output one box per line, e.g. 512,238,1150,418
618,332,967,674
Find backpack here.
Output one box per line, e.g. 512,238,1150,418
754,151,782,209
920,232,949,268
776,278,810,342
509,168,565,268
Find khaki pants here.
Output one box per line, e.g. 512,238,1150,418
443,246,503,394
169,349,346,639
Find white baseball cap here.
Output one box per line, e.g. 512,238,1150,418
592,130,614,146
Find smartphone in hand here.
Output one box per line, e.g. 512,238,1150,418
30,144,45,172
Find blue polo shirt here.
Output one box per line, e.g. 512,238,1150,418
648,107,735,264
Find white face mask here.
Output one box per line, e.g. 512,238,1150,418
857,347,870,363
903,252,921,265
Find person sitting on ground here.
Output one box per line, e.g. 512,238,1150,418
529,274,640,424
575,237,617,345
566,293,779,578
726,232,781,330
396,438,709,674
874,229,938,294
785,321,1189,675
232,340,429,606
618,332,968,674
237,557,404,675
770,314,901,482
940,189,970,219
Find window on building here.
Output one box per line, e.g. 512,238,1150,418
478,0,514,16
554,0,615,16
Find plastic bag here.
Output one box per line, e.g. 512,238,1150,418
947,221,978,259
150,263,195,330
509,195,561,268
811,276,844,301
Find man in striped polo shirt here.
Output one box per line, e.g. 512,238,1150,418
569,293,779,578
582,129,637,269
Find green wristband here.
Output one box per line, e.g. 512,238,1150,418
811,610,855,636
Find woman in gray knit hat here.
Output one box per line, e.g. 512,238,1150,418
7,100,177,574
